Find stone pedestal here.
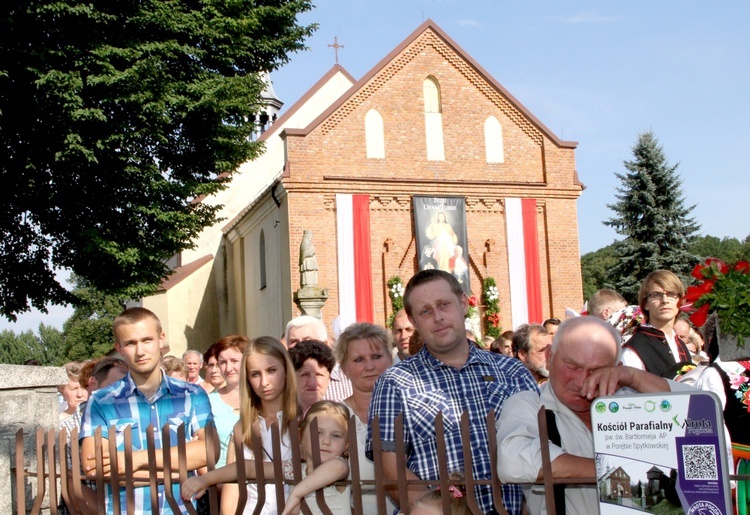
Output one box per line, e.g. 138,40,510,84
1,364,67,515
294,286,329,319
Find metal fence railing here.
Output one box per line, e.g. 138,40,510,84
11,407,602,515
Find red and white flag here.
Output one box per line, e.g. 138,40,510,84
505,198,542,328
336,194,374,329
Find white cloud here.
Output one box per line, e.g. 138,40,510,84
554,11,622,24
457,19,481,27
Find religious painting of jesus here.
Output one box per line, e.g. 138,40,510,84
413,196,470,295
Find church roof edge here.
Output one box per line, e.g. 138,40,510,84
258,65,357,144
158,254,214,291
285,19,578,149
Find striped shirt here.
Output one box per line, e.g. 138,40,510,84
324,363,353,402
80,372,213,514
366,342,538,515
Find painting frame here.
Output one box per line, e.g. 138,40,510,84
413,196,470,295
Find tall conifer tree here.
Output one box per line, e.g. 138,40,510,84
605,132,700,301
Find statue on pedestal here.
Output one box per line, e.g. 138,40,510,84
295,229,328,318
299,229,318,288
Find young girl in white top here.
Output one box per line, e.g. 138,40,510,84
181,399,351,515
182,336,300,514
281,400,351,515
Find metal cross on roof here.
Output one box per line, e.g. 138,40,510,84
328,36,344,65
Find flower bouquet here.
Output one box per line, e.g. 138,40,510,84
481,277,501,339
387,276,404,327
685,258,750,361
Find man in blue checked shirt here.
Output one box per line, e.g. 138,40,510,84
366,269,539,514
80,307,213,514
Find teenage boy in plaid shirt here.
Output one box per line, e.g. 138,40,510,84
80,307,213,514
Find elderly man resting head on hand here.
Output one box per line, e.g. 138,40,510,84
496,316,692,515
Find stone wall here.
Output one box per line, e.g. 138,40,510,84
0,364,67,514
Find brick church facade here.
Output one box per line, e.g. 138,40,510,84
143,20,585,353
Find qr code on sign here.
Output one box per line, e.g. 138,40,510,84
682,444,718,480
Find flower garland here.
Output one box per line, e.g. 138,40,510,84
466,294,479,319
685,258,750,341
727,369,750,412
482,277,501,339
465,294,481,342
387,276,404,327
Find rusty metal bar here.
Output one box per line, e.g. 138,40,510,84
487,410,510,515
162,422,183,514
145,424,158,514
122,425,135,515
394,413,409,513
204,421,220,515
270,419,286,511
15,429,26,515
251,428,266,515
69,428,87,514
58,429,77,514
47,428,58,515
103,425,119,514
434,411,451,514
370,414,388,515
459,410,482,514
32,428,45,514
307,417,333,515
287,418,313,515
231,422,247,515
93,428,105,511
347,414,363,515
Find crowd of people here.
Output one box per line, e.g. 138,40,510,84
54,268,747,514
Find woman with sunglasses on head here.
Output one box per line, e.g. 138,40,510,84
619,270,693,378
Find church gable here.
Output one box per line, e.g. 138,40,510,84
274,20,582,334
284,20,576,186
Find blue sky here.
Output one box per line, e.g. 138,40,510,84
3,1,748,333
269,0,749,256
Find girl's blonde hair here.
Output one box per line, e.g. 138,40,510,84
299,400,350,458
162,358,188,379
239,336,299,447
413,473,469,514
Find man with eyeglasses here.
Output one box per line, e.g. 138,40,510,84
619,270,692,377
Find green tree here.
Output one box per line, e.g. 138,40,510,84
62,277,126,362
38,323,66,365
580,242,617,301
0,324,66,365
689,235,749,264
1,0,316,321
0,329,43,364
605,132,700,302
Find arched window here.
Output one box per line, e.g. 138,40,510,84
484,116,504,163
423,78,441,114
259,229,267,290
423,77,445,161
365,109,385,159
